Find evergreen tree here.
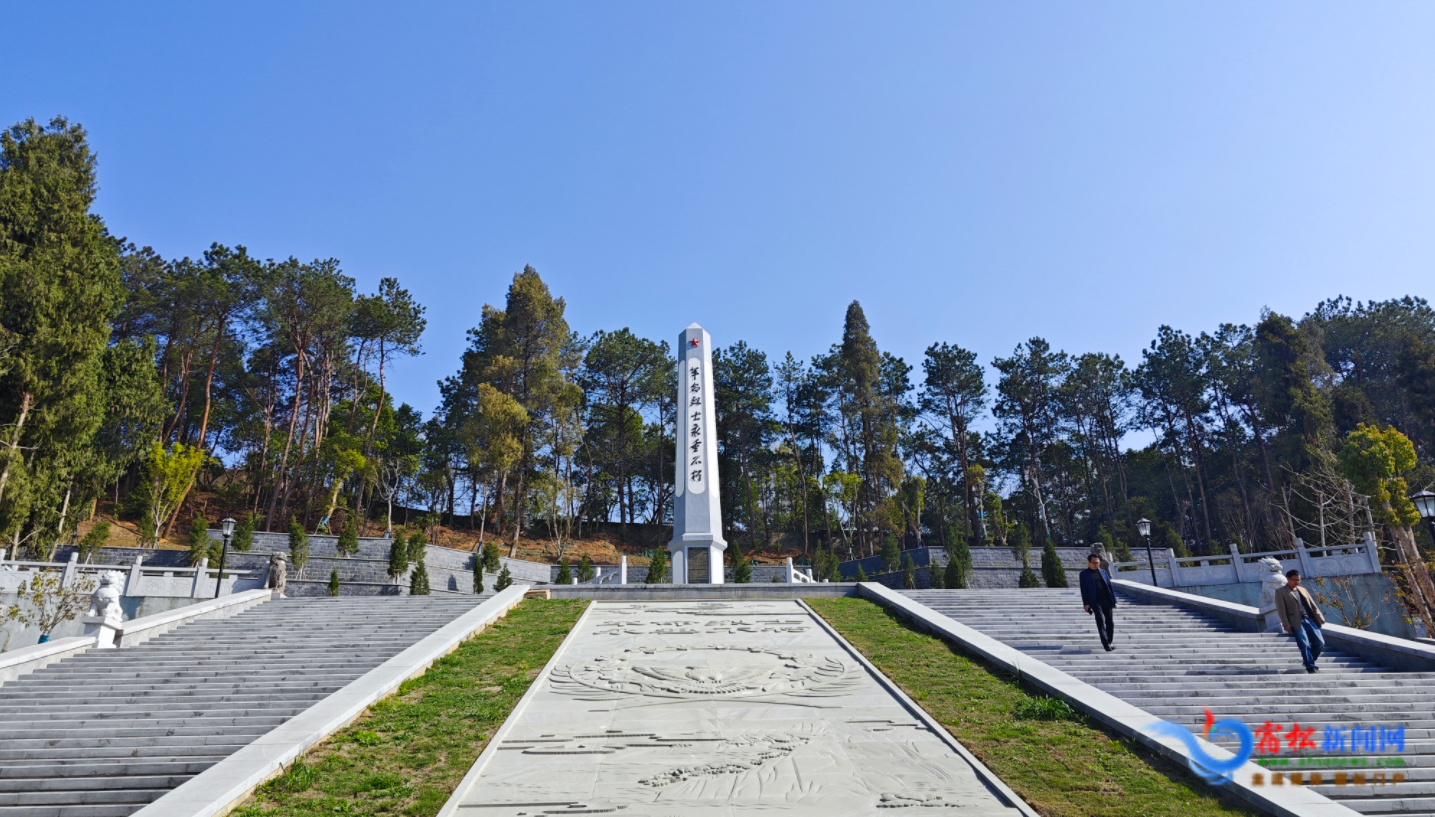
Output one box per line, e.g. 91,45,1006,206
187,515,212,566
78,522,108,563
944,556,966,589
929,563,945,589
387,531,409,580
646,548,668,584
902,553,916,589
327,569,340,596
494,564,513,591
337,514,358,556
407,529,428,564
472,552,484,594
287,518,309,578
577,554,594,583
1018,562,1041,588
854,564,869,582
1041,538,1068,587
880,535,901,573
482,542,501,573
731,541,752,583
231,513,254,552
409,559,431,595
556,557,572,585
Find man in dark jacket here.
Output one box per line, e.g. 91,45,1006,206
1275,569,1326,673
1079,554,1117,651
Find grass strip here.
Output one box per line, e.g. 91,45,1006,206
234,599,588,817
805,597,1257,817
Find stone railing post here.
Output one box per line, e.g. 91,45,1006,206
190,558,209,598
59,552,79,588
786,557,797,583
593,566,602,584
620,555,628,585
1295,537,1317,578
124,554,144,596
1163,549,1180,588
1363,531,1382,574
1228,542,1245,582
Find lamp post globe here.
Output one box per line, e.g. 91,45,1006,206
215,517,238,598
1136,518,1157,587
1411,491,1435,521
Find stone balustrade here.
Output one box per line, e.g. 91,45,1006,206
1108,531,1383,588
0,552,266,598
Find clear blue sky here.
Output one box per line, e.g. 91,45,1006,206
8,3,1435,417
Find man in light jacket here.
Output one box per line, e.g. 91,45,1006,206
1275,569,1326,673
1079,554,1118,652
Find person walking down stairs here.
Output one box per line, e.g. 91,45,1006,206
1274,569,1326,673
1078,554,1117,652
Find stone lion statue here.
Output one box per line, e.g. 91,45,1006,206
1256,556,1287,632
86,570,126,625
267,552,289,596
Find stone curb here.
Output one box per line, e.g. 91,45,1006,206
117,589,274,648
797,599,1041,817
435,600,599,817
856,583,1359,817
131,584,532,817
0,636,93,685
1114,579,1435,672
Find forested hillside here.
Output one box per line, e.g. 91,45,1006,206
5,117,1435,616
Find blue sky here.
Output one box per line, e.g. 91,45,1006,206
7,3,1435,417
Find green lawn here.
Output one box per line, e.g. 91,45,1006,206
805,597,1258,817
234,599,588,817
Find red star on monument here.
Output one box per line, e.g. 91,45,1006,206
689,338,700,347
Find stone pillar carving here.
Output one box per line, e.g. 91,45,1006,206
81,570,127,649
189,558,208,598
266,552,289,598
124,554,144,597
620,555,628,585
668,324,726,584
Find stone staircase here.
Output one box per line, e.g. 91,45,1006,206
0,595,493,817
902,588,1435,816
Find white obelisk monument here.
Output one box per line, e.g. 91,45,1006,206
668,323,726,584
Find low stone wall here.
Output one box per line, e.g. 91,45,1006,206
1166,573,1414,640
0,595,200,653
838,546,1091,589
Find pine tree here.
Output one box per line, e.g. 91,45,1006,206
482,543,501,573
409,559,431,595
646,548,668,584
732,542,752,583
473,552,484,594
855,564,869,582
187,515,211,566
495,565,513,591
387,531,409,580
556,558,572,585
1041,538,1069,588
287,518,309,578
1018,557,1041,588
902,554,916,589
327,569,340,596
337,515,358,556
577,554,594,583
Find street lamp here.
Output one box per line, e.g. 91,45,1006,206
1136,518,1156,587
214,517,237,598
1411,491,1435,541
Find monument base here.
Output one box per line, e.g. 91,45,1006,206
667,539,726,585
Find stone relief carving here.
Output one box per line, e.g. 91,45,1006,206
550,645,864,704
595,618,809,636
640,732,811,786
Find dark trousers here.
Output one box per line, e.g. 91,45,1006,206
1293,618,1324,669
1092,604,1114,647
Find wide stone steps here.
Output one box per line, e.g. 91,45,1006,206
0,595,487,817
902,588,1432,816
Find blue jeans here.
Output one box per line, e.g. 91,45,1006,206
1293,618,1324,669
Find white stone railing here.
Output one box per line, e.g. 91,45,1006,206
0,553,266,598
1109,532,1383,588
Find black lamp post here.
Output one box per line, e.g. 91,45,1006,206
214,517,237,598
1136,518,1156,587
1411,490,1435,541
